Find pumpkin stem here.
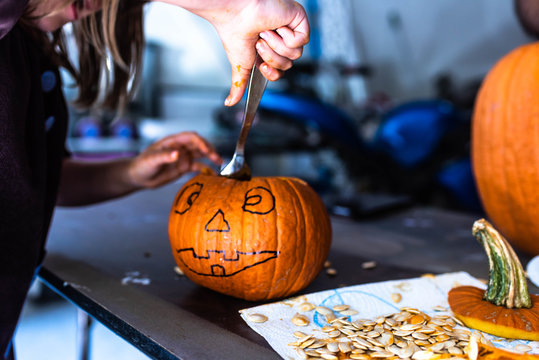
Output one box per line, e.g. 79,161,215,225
472,219,532,309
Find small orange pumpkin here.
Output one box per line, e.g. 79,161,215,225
448,219,539,341
472,42,539,256
168,174,332,301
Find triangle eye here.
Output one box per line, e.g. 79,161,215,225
174,182,203,215
242,186,275,215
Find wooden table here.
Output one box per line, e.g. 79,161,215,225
39,180,534,360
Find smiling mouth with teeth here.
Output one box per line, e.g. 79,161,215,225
175,248,280,277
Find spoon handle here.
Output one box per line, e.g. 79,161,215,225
234,55,268,157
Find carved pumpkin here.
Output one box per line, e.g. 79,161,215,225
168,174,332,301
472,42,539,256
448,219,539,341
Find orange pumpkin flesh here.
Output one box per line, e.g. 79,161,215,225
168,174,332,301
472,42,539,256
449,219,539,341
448,286,539,341
467,333,539,360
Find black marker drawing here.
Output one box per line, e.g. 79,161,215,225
205,209,230,232
175,248,280,277
242,186,275,214
174,182,203,215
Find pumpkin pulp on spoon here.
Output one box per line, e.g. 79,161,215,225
448,219,539,340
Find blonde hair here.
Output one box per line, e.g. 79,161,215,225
23,0,147,112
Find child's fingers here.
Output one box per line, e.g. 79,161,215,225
154,132,222,164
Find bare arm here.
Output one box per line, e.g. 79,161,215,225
57,132,222,206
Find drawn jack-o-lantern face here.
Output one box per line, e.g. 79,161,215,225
168,174,332,301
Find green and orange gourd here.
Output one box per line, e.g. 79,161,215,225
448,219,539,341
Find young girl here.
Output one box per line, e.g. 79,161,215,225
0,0,309,358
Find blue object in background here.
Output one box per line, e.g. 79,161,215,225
110,117,138,139
259,90,362,149
74,116,102,138
372,100,461,168
437,158,483,212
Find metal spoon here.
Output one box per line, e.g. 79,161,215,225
220,56,268,180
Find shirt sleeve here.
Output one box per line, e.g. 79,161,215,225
0,0,29,40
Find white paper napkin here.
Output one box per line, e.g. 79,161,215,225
240,272,538,359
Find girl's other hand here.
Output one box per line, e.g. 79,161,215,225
127,132,222,189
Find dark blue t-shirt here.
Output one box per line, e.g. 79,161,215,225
0,1,69,357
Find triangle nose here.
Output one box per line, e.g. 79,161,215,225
205,209,231,232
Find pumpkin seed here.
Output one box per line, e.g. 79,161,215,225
328,330,341,338
173,266,184,276
353,338,371,349
326,268,338,276
338,342,352,353
340,309,359,316
316,306,334,315
295,347,308,359
287,306,472,360
349,354,370,360
411,332,430,340
361,261,377,269
321,325,336,332
325,313,337,323
313,340,329,349
298,302,316,312
300,337,317,349
320,353,338,360
333,304,350,312
409,314,426,325
326,342,339,353
429,342,445,353
400,323,422,331
447,346,463,355
391,292,402,303
305,349,321,356
247,313,268,323
371,350,394,358
432,305,447,312
291,313,310,326
513,344,532,353
296,334,313,343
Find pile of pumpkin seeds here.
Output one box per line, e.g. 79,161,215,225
288,305,472,360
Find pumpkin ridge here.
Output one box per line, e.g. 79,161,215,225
281,178,309,297
497,48,523,244
293,177,330,293
503,48,530,238
264,177,279,299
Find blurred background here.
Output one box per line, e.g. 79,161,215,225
15,0,534,359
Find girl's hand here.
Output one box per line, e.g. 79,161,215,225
213,0,310,106
127,132,222,189
158,0,310,107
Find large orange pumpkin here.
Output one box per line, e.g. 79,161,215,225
168,174,332,301
472,42,539,256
